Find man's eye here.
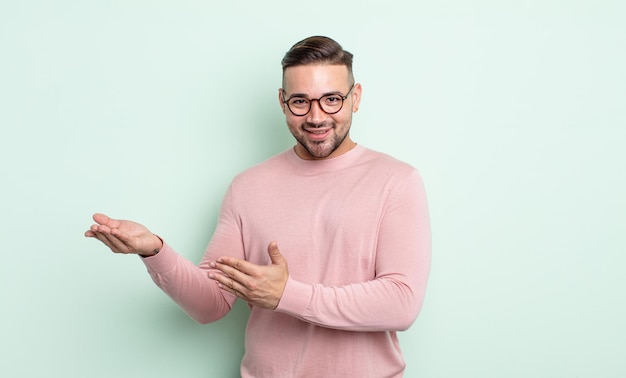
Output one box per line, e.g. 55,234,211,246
324,96,341,104
290,98,309,107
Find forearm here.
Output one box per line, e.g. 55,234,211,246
142,242,234,324
276,273,427,332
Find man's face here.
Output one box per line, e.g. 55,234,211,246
280,64,361,160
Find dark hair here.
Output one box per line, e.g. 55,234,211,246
281,36,354,83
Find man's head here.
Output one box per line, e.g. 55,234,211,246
281,36,355,88
279,36,361,160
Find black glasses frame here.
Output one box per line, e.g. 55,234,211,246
282,84,355,117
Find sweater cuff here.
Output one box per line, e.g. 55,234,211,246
275,276,312,316
140,242,179,274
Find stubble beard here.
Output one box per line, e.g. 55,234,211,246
296,121,351,159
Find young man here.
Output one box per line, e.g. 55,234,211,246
86,36,431,377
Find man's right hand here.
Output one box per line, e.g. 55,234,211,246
85,213,163,256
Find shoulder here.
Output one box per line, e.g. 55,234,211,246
355,147,427,198
230,149,292,186
357,146,419,177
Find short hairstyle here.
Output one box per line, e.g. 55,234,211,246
281,36,354,85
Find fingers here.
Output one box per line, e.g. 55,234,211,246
87,214,116,237
216,256,256,276
208,260,250,295
88,230,121,252
104,232,131,252
92,213,110,225
88,213,127,239
86,225,131,254
210,260,247,283
208,267,245,297
92,213,121,229
208,249,288,309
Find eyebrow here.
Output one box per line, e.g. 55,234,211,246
284,90,346,99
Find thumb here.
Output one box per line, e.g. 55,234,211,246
267,241,286,266
93,213,118,228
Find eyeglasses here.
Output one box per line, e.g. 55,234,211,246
282,84,355,117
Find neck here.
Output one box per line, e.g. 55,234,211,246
295,138,357,160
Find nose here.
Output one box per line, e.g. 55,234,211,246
306,99,325,123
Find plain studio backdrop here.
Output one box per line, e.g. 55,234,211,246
1,1,624,377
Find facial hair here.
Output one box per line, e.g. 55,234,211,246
295,120,351,159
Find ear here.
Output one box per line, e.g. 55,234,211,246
351,83,362,113
278,88,287,115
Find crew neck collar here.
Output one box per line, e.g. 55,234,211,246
285,144,365,175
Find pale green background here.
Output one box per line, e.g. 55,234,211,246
1,0,624,377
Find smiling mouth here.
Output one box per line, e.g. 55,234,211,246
305,127,331,140
308,128,329,134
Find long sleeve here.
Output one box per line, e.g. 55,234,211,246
275,169,431,331
141,244,232,323
138,145,430,377
141,186,243,324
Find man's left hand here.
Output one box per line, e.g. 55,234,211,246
208,241,288,310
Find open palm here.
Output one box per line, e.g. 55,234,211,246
85,213,162,256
